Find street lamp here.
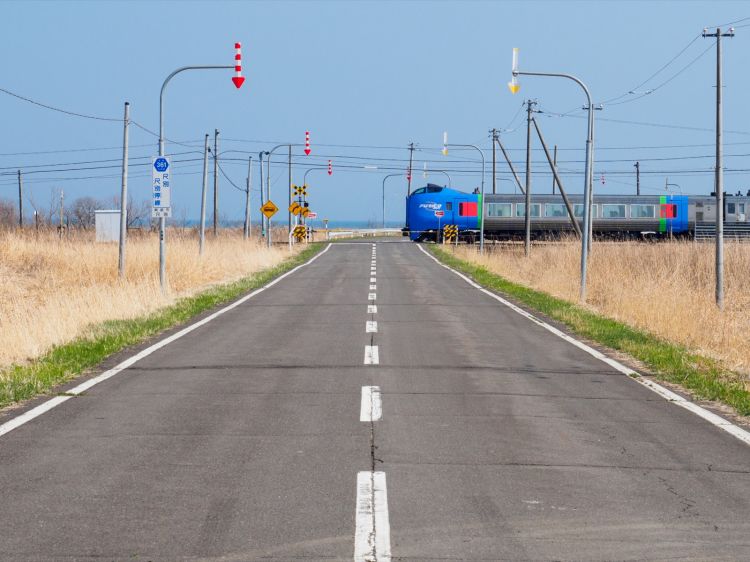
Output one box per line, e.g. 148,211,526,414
443,141,486,253
266,144,302,246
381,173,403,229
158,63,236,291
424,169,452,187
512,64,595,301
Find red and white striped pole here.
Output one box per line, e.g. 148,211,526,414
232,42,245,89
304,131,311,155
328,159,333,175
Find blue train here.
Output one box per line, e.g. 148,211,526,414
404,184,750,241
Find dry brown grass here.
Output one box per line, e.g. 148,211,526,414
0,229,294,368
455,240,750,376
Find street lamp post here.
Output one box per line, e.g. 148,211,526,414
266,144,301,246
381,173,404,229
444,143,485,253
424,169,452,187
158,64,234,291
512,68,595,301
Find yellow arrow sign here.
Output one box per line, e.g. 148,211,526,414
261,200,279,219
289,202,301,213
301,207,310,217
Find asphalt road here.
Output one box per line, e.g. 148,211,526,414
1,240,749,561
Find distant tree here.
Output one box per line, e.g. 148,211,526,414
71,196,100,230
0,198,16,227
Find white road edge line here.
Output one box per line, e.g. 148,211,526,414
369,284,377,290
370,277,377,283
0,244,335,440
360,385,382,422
354,471,390,562
368,293,377,301
368,305,378,314
364,345,379,365
366,320,378,333
417,244,750,447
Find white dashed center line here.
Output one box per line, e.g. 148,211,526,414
364,345,379,365
370,277,376,283
360,385,382,421
368,305,377,314
354,471,391,561
366,320,378,333
369,284,377,290
368,293,377,300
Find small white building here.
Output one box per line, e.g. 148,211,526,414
95,210,121,242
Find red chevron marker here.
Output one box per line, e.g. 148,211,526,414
304,131,311,156
232,42,245,89
328,160,333,175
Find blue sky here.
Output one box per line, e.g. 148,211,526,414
1,0,749,225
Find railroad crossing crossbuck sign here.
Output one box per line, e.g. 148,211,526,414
261,200,279,219
293,184,307,197
443,224,458,241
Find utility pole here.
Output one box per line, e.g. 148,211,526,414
552,145,557,194
213,129,219,236
703,26,734,310
199,134,209,256
407,142,415,196
495,135,525,194
258,151,266,239
491,128,498,194
17,170,23,228
244,156,252,240
524,99,536,257
634,161,640,196
118,101,130,279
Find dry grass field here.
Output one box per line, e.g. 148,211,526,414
455,240,750,377
0,229,294,369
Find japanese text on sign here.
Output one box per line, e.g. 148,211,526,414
152,156,172,218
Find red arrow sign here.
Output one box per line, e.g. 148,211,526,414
232,43,245,89
328,159,332,175
304,131,311,156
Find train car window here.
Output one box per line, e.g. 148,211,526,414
426,186,443,193
544,204,567,217
631,204,656,218
727,203,736,214
573,204,598,218
739,203,746,215
602,204,626,219
487,203,512,217
445,202,452,211
411,187,427,195
515,203,541,217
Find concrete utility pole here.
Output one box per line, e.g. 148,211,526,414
491,128,498,194
199,134,209,256
244,156,252,240
213,129,219,236
17,170,23,228
288,146,292,234
258,151,266,240
634,161,640,196
407,142,415,196
524,99,536,257
118,102,130,279
703,26,734,310
552,145,558,194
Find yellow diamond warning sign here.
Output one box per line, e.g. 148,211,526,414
261,200,279,219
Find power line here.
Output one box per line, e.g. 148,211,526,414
0,86,121,122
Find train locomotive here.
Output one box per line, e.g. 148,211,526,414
404,184,750,241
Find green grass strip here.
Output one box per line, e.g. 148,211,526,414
429,245,750,416
0,244,324,410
